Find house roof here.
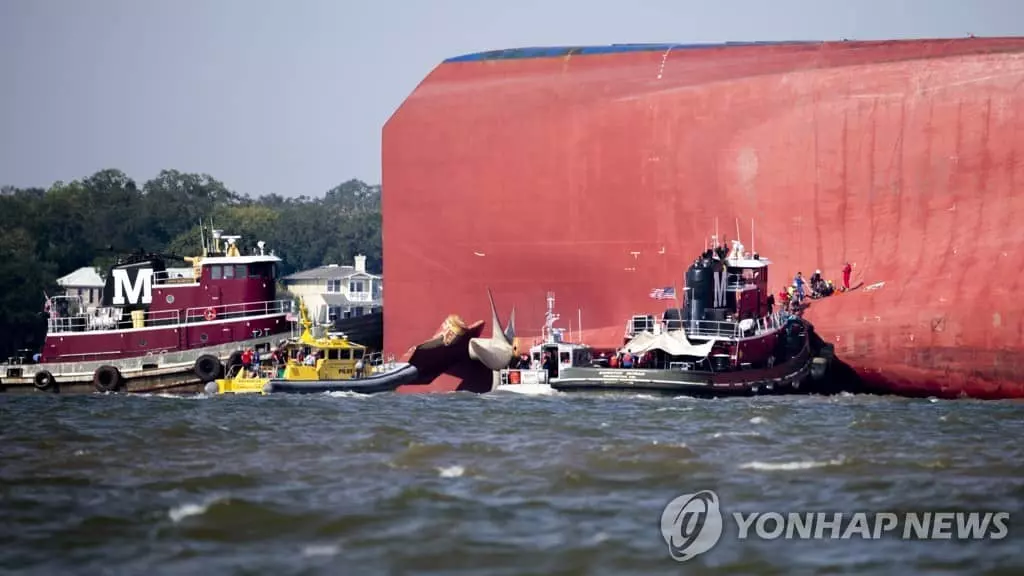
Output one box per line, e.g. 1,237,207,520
57,267,105,288
283,265,380,281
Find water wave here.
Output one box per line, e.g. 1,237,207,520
1,392,1020,574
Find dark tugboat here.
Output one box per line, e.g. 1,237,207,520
550,239,834,396
0,227,294,394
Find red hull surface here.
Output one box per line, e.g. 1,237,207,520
383,37,1024,399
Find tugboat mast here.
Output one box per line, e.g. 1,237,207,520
542,291,561,344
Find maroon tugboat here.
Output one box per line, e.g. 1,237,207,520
0,228,293,394
550,239,834,396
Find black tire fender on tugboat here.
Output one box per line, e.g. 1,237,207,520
810,357,829,381
33,370,56,391
93,365,123,393
226,351,244,377
193,354,223,382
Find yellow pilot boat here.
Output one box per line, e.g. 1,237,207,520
206,299,418,395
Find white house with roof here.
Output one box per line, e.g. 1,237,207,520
57,267,105,310
281,254,382,323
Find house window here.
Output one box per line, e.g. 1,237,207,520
349,280,365,293
327,306,339,322
327,279,342,293
352,307,364,317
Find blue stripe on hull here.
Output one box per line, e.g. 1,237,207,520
443,41,822,63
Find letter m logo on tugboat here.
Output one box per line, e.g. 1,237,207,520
111,268,153,305
713,269,728,308
102,264,156,309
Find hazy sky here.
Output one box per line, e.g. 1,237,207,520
1,0,1021,197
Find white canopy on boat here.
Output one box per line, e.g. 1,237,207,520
622,330,716,358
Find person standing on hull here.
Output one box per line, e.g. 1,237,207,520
793,272,806,305
842,262,853,291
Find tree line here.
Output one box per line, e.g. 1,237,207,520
0,169,382,361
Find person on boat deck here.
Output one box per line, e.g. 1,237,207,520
793,272,806,303
842,262,853,291
622,352,634,368
541,353,553,372
251,348,261,376
354,357,364,378
766,292,775,314
304,350,317,366
240,348,253,374
609,354,619,368
810,269,822,287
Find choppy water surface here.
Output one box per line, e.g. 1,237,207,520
1,391,1022,575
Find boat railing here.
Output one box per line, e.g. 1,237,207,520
726,272,759,291
47,308,182,334
184,299,291,323
368,352,400,373
45,299,291,334
624,309,789,341
152,270,196,284
680,319,741,338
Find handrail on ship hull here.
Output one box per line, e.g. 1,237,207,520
45,299,292,334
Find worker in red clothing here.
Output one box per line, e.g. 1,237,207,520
842,262,853,291
240,348,253,376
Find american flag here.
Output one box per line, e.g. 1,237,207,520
649,286,676,300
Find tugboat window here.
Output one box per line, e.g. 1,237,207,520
235,265,247,279
200,333,208,342
328,349,340,360
211,266,222,280
352,349,364,359
223,265,235,279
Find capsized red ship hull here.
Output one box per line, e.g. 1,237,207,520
383,37,1024,398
